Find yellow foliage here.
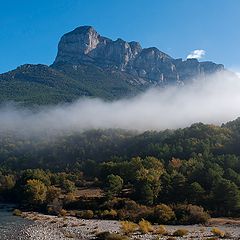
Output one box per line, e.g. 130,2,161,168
211,227,225,238
170,158,182,169
59,209,67,217
120,221,138,234
138,219,153,233
13,209,22,217
109,209,117,217
155,225,168,235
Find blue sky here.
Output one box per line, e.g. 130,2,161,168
0,0,240,73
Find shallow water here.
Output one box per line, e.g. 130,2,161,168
0,204,33,240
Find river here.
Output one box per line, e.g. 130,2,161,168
0,204,33,240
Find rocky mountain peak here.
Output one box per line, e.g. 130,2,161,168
53,25,224,85
71,25,96,34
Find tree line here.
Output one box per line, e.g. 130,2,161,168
1,119,240,223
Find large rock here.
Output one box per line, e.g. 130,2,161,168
54,26,224,85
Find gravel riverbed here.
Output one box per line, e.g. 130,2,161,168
8,212,240,240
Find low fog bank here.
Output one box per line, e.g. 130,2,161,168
1,70,240,137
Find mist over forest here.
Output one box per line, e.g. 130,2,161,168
0,70,240,139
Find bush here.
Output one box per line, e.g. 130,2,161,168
154,204,175,224
211,227,225,238
63,192,76,204
155,225,168,235
138,219,153,233
120,221,138,235
172,229,189,237
187,205,210,224
76,210,94,219
59,209,67,217
62,179,76,193
46,186,61,203
98,209,118,219
96,231,129,240
13,209,22,216
117,200,152,222
173,204,209,224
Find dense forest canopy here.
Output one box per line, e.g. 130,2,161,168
1,118,240,223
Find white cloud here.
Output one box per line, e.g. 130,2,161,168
235,72,240,78
187,49,206,60
228,67,240,79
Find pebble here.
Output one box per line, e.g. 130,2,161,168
4,212,240,240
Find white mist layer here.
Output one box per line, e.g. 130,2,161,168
1,70,240,136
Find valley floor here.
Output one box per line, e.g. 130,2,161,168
17,212,240,240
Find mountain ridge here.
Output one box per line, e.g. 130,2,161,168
0,25,224,105
53,26,224,85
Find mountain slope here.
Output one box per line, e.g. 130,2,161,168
0,63,146,105
0,26,224,105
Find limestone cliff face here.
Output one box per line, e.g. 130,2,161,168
54,26,224,85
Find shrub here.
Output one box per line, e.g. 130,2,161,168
154,204,175,224
46,186,61,203
96,231,129,240
120,221,138,235
13,209,22,216
155,225,168,235
76,210,94,219
109,209,118,218
211,227,225,238
62,179,76,193
138,219,153,233
187,205,210,224
99,209,118,219
172,229,189,237
173,204,209,224
59,209,67,217
63,192,76,204
117,200,152,222
84,210,94,219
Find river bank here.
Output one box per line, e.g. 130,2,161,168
0,204,33,240
18,211,240,240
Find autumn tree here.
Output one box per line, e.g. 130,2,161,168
24,179,47,206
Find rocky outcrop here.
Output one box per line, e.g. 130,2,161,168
54,26,224,85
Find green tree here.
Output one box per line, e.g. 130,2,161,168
212,179,240,216
139,182,154,205
62,179,76,193
188,182,205,204
134,156,164,205
22,169,51,186
46,186,61,204
0,174,15,191
24,179,47,205
106,174,123,197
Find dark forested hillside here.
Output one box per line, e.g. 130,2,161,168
1,119,240,221
0,63,145,105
